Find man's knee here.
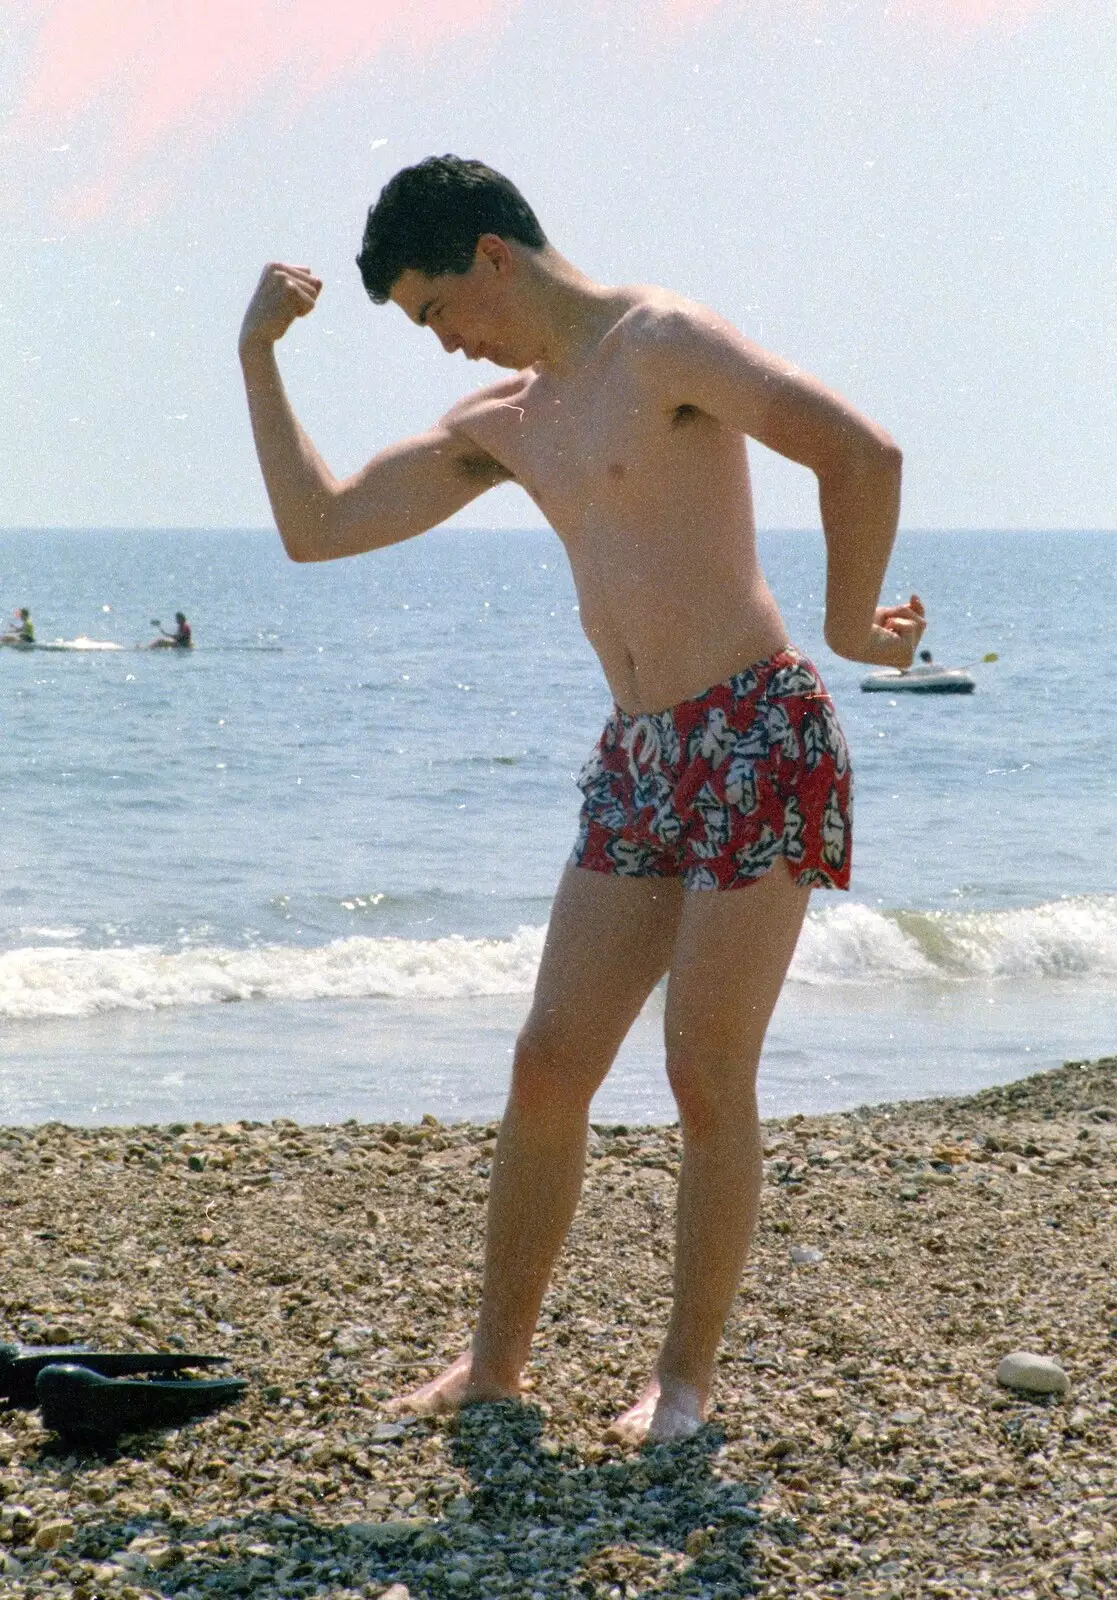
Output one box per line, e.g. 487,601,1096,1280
665,1048,758,1138
509,1019,599,1115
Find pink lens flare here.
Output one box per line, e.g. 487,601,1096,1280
6,0,512,219
5,0,1065,222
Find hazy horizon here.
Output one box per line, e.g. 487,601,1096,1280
3,523,1114,537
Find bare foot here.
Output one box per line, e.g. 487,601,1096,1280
385,1352,520,1419
606,1376,706,1446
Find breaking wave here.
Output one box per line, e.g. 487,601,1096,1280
791,894,1117,985
1,895,1114,1022
0,928,548,1021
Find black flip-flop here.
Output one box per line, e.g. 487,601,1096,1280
35,1362,248,1442
0,1342,230,1408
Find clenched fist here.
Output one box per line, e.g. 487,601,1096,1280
239,263,323,358
862,593,927,668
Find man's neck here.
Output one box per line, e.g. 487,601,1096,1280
515,247,623,374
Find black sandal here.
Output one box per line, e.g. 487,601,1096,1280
1,1341,230,1408
35,1362,248,1443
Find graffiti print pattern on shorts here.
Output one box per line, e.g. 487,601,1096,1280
571,648,852,891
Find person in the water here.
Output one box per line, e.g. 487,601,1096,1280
1,608,34,645
150,613,193,649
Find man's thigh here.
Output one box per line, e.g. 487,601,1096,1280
524,863,685,1071
663,863,811,1068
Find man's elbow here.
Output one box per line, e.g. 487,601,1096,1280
819,432,902,506
282,537,326,565
275,525,316,563
880,435,903,477
275,506,337,563
822,624,865,661
857,429,902,478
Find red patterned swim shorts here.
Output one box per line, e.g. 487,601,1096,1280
571,648,852,891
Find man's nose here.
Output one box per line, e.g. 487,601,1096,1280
436,330,461,354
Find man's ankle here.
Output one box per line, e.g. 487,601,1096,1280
654,1362,710,1412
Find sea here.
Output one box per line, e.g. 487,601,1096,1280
1,526,1114,1128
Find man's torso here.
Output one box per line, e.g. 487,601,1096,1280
451,289,789,714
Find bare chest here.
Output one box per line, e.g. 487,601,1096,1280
473,364,707,523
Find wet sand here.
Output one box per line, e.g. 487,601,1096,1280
0,1054,1114,1598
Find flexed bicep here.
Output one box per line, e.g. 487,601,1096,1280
241,285,518,564
322,424,511,561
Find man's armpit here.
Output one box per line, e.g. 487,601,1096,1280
455,445,514,488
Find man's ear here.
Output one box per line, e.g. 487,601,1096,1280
475,233,513,275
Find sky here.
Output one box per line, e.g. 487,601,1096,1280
1,0,1113,531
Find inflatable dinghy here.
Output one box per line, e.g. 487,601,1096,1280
861,664,975,694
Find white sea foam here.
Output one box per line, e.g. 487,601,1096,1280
0,927,548,1022
790,894,1117,986
1,896,1115,1022
790,903,937,984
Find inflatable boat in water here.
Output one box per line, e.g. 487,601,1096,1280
861,664,975,694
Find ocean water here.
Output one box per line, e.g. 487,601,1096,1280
1,526,1114,1126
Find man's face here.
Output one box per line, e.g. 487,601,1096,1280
390,243,520,368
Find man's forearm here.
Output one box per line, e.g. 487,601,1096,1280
819,443,902,658
240,342,337,562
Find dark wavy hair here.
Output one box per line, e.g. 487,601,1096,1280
356,155,547,304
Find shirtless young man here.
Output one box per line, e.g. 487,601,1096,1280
239,155,925,1445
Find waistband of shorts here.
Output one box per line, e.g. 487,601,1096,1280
611,646,806,726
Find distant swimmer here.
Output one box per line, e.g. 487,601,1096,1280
149,612,193,650
0,608,34,645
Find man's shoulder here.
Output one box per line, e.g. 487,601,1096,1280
609,287,747,364
435,373,532,479
440,370,532,432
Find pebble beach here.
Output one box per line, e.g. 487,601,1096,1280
1,1055,1114,1600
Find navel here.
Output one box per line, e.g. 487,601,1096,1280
607,462,626,481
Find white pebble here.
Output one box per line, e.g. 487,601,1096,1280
789,1245,825,1265
996,1350,1070,1395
